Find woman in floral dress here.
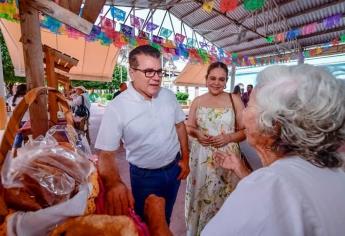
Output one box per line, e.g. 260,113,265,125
185,62,246,236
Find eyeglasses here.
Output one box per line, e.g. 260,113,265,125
131,67,164,78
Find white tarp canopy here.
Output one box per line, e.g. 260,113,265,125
174,62,209,87
0,19,120,82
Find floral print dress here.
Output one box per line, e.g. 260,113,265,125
185,107,240,236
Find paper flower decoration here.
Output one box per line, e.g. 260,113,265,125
220,0,238,13
244,0,265,11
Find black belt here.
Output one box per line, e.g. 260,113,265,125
131,152,180,171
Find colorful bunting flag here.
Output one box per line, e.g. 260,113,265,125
101,17,114,31
200,42,209,49
175,33,185,44
120,24,134,38
340,34,345,43
110,6,126,21
266,35,274,43
41,15,62,34
323,14,342,29
159,27,173,38
86,25,101,41
202,0,214,13
220,0,238,13
146,22,159,32
286,28,300,41
301,22,317,36
130,15,144,29
275,32,285,42
138,31,150,39
152,35,164,45
187,38,196,47
163,39,175,48
243,0,265,11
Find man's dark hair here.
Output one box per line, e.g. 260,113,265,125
129,45,161,68
248,84,253,89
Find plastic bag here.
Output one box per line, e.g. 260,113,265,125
1,126,93,209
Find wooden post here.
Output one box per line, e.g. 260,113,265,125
18,0,49,137
298,48,305,65
194,86,199,98
44,46,58,124
230,63,236,92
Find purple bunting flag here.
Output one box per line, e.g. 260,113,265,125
130,15,144,29
121,24,134,38
146,22,159,32
200,41,209,48
323,14,342,29
152,35,163,45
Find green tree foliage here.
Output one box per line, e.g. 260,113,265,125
0,31,25,87
71,65,128,91
176,92,189,101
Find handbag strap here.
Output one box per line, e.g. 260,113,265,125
229,93,253,171
229,93,238,131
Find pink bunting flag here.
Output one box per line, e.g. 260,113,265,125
175,33,186,44
301,22,317,36
101,17,114,31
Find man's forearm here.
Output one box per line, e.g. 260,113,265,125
98,150,123,189
176,122,189,160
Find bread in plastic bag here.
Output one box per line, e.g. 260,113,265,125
1,126,93,210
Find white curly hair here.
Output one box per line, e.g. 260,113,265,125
254,64,345,168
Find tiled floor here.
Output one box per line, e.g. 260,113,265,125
89,103,187,236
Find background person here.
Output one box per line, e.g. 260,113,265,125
7,84,29,156
202,64,345,235
241,84,253,107
112,82,128,99
69,86,91,118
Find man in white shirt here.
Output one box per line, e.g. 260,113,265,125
95,45,189,224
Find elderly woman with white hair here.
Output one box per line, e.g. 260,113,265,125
140,64,345,236
199,64,345,235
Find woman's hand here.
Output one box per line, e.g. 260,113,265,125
209,133,230,148
213,151,251,179
196,130,211,147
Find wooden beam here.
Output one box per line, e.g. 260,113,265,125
81,0,106,24
58,0,69,9
192,12,218,29
43,58,71,72
45,47,58,124
18,1,49,137
43,45,79,67
26,0,93,34
69,0,83,15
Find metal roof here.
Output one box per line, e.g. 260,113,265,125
106,0,345,58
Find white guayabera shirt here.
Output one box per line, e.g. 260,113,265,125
95,83,185,169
